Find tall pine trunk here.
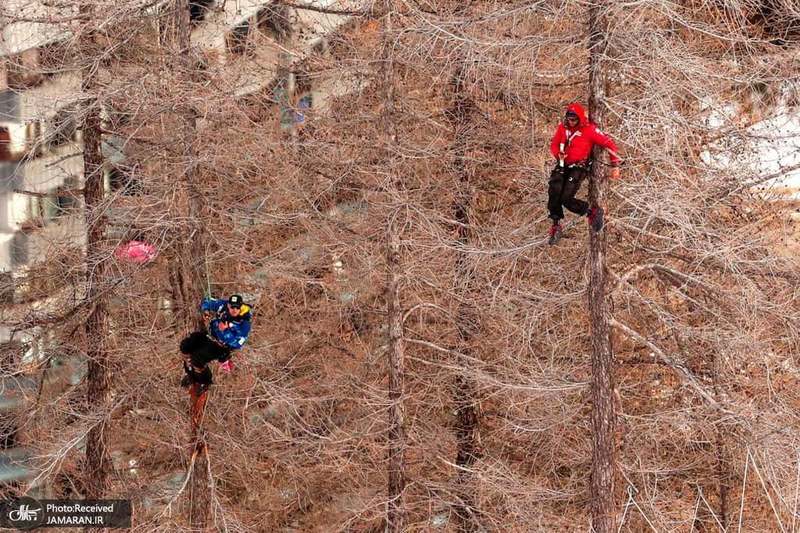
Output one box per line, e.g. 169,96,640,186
168,0,208,333
386,215,406,533
449,60,480,532
587,2,617,531
379,2,406,530
188,382,210,529
81,0,111,500
169,0,211,527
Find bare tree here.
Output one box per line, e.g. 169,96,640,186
1,1,798,531
447,50,481,533
167,0,209,333
80,0,112,501
379,2,406,530
586,2,617,531
170,1,213,527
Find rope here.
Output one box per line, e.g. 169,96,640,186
203,244,212,298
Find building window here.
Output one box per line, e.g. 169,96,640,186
226,20,255,57
40,196,63,222
25,121,43,157
56,189,78,212
189,0,214,23
11,231,28,267
27,187,77,226
0,127,11,161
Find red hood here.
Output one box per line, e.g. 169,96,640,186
566,102,588,126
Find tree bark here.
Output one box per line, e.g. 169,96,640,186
188,383,210,529
587,2,617,532
169,0,209,333
386,217,406,533
81,0,112,502
709,311,729,529
171,1,211,528
379,2,406,531
448,60,481,532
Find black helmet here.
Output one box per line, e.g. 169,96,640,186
228,294,244,308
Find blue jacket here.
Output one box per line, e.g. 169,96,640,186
200,298,252,350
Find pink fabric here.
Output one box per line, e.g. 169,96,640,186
220,360,234,373
115,240,157,264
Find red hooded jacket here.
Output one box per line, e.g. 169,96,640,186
550,102,621,166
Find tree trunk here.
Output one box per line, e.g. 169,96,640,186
386,219,406,533
170,0,208,333
587,3,617,532
172,1,211,528
379,2,406,531
710,315,728,529
188,383,210,529
81,1,112,501
714,429,729,529
449,60,481,532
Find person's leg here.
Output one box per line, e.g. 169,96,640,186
182,358,214,385
561,168,589,216
547,167,567,223
180,332,219,387
193,365,213,386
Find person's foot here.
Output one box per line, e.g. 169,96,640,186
548,222,562,245
587,206,605,232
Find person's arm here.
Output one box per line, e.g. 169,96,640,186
216,320,251,349
550,124,566,160
590,126,621,165
200,298,224,312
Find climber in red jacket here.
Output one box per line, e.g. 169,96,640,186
547,102,621,244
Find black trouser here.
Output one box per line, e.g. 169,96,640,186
180,331,231,386
548,164,590,222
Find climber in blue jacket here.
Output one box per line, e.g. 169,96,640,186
201,294,252,349
180,294,252,389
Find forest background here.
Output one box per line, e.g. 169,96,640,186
1,0,800,531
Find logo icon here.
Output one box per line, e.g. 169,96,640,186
1,498,45,529
9,503,40,521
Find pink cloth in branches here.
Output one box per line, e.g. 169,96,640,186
115,240,157,264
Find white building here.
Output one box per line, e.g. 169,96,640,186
187,0,358,125
1,6,85,296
